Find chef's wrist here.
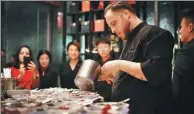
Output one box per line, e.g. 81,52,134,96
116,60,121,71
106,80,113,85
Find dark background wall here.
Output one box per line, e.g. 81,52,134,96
1,1,63,71
1,1,194,71
2,1,48,61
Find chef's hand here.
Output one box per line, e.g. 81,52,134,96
101,60,120,76
98,74,114,85
27,61,37,71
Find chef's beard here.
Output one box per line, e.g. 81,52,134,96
117,31,131,41
124,31,132,41
117,32,131,41
123,22,132,41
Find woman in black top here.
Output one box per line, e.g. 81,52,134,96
37,49,58,89
60,41,82,89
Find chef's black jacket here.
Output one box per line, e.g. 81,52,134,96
111,22,175,114
59,60,82,89
39,68,58,89
173,39,194,114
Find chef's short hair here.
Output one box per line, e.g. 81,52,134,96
104,1,135,16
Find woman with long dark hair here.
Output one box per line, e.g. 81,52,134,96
37,49,58,89
11,45,39,89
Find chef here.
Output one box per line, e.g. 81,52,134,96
99,1,175,114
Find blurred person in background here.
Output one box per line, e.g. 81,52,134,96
10,45,39,89
60,41,82,89
37,49,58,89
173,8,194,114
95,38,114,66
1,49,6,72
5,54,16,68
94,38,114,101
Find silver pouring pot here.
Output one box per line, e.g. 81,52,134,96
74,59,101,91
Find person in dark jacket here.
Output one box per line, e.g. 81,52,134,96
173,8,194,114
60,41,82,89
37,49,58,89
99,2,175,114
94,38,114,101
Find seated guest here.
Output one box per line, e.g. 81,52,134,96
60,40,82,89
94,38,114,101
11,45,39,89
37,49,58,89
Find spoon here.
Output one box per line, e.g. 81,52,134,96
118,98,130,104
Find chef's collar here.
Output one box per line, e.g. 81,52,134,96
126,21,148,41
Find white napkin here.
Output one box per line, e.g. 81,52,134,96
3,68,12,78
1,73,3,78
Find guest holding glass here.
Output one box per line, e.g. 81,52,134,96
60,41,82,89
37,49,58,89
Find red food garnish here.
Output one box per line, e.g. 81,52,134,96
101,104,111,114
87,93,91,95
59,106,69,110
71,93,79,96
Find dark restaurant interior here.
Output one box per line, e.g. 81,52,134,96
1,1,194,114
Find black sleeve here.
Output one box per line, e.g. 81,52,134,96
140,31,174,86
173,50,194,100
94,81,112,101
51,71,59,87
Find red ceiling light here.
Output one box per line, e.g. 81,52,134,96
43,1,62,7
57,12,63,32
